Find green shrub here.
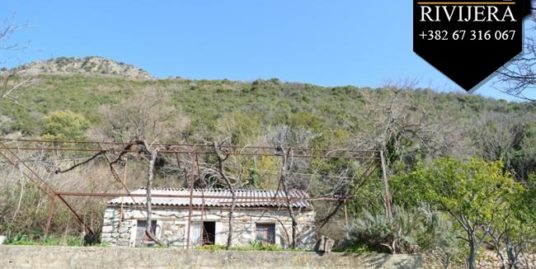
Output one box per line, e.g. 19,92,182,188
4,234,38,245
195,244,226,251
4,234,83,246
232,241,282,251
41,110,90,141
196,241,282,251
333,244,373,254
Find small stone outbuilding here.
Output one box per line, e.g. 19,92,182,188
101,188,316,249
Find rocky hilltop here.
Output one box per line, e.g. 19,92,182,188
9,56,153,80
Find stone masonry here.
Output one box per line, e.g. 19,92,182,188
101,206,316,249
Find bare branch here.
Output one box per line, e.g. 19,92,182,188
54,150,107,174
494,29,536,102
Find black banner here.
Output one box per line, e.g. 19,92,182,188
413,0,532,91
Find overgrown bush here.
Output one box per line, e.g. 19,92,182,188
344,205,463,257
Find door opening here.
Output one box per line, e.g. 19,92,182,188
202,221,216,245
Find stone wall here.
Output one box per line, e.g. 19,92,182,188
2,245,535,269
101,206,316,249
0,245,423,269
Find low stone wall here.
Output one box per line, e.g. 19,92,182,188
0,245,423,269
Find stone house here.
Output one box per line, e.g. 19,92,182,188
101,188,316,249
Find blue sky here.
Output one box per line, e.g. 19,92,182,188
0,0,532,101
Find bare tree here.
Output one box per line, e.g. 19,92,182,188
0,22,34,104
470,111,536,181
93,90,189,142
495,20,536,102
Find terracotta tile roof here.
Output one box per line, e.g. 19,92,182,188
108,188,311,209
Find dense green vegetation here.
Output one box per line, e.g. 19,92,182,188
391,158,533,269
1,75,533,147
1,74,535,268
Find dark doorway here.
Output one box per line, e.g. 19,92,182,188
202,221,216,245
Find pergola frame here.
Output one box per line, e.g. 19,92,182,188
0,138,390,248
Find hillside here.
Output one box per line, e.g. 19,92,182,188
1,61,534,154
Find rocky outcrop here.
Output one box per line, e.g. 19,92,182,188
9,56,153,80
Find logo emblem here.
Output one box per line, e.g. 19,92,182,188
413,0,532,91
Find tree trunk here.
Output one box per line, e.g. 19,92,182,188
279,146,298,249
142,142,163,246
506,240,519,269
227,189,236,249
213,142,235,250
467,233,478,269
282,177,297,248
145,148,158,243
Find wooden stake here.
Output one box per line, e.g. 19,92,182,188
44,195,56,237
379,150,393,221
344,203,350,239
